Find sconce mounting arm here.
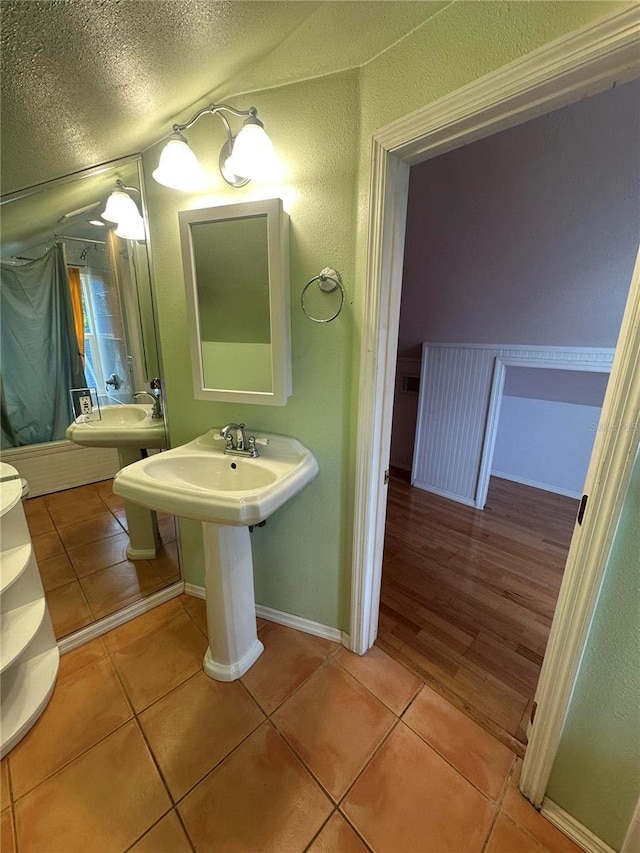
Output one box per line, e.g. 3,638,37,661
154,101,273,191
172,103,260,148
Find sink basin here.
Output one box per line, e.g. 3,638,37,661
113,429,318,526
66,404,167,449
113,428,318,682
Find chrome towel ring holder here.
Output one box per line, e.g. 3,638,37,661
301,268,345,323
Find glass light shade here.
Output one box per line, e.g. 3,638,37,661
102,190,139,223
225,124,276,181
152,135,206,191
115,210,146,241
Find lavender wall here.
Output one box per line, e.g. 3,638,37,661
492,368,608,497
398,79,640,358
503,367,609,406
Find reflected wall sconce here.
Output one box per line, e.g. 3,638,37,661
101,180,145,240
152,102,275,191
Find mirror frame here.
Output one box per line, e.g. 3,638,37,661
179,197,292,406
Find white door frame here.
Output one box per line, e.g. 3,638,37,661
350,6,640,808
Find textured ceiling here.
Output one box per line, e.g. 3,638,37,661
0,0,446,195
0,160,141,260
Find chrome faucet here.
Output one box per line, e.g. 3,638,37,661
220,423,259,457
133,389,163,420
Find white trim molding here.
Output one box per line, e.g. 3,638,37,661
541,798,618,853
521,247,640,804
58,581,185,654
411,344,613,510
185,583,348,646
491,471,582,501
255,604,347,646
351,2,640,814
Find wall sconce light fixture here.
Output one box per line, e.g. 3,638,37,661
152,102,275,191
101,180,146,240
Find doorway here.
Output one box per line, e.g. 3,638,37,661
351,7,640,807
378,471,578,753
382,350,614,750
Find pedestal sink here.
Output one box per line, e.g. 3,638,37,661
66,404,167,559
113,429,318,681
65,404,167,449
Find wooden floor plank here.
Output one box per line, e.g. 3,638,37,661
376,473,577,751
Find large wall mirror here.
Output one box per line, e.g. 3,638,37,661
179,197,292,406
0,155,181,643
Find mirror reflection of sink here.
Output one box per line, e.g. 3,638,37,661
113,429,318,526
65,404,167,449
113,429,318,682
91,406,148,425
65,404,168,561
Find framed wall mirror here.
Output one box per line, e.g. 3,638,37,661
0,155,181,643
179,197,292,406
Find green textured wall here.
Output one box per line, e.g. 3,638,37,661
143,68,360,628
546,451,640,850
145,0,621,632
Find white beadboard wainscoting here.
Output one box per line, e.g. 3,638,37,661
412,344,614,509
1,440,119,497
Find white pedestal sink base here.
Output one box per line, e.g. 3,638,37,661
117,447,159,560
202,523,264,681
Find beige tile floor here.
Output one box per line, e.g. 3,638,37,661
0,595,584,853
24,481,180,638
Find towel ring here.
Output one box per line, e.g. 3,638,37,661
301,268,345,323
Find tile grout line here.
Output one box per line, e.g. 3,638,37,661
241,632,340,718
332,652,424,717
8,601,190,811
375,635,526,756
8,717,133,807
104,597,200,850
301,809,339,853
165,708,267,809
479,755,519,853
39,481,175,637
98,595,265,823
6,759,19,853
9,592,544,853
398,690,517,805
335,716,405,834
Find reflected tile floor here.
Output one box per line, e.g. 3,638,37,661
25,480,180,639
0,595,583,853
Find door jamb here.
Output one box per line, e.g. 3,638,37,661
350,6,640,808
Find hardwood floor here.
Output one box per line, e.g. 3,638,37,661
376,471,579,755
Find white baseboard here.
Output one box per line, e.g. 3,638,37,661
255,603,347,646
491,470,582,500
58,582,185,654
541,798,617,853
411,480,477,508
184,582,206,600
184,584,349,647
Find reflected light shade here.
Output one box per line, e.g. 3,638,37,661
115,211,145,241
225,123,276,181
102,190,139,223
152,133,206,191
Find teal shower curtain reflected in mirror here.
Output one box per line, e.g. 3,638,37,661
0,244,86,447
